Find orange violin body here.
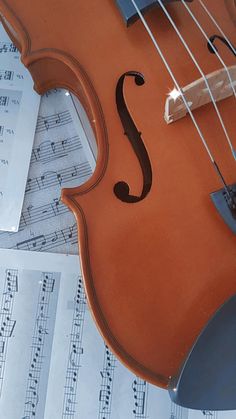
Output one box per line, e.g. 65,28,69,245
1,0,235,394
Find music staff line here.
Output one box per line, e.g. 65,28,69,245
36,110,72,134
26,161,92,194
170,402,188,419
23,272,55,419
31,135,83,165
98,345,116,419
13,223,78,252
20,198,69,229
0,269,18,397
62,276,86,418
0,198,70,241
132,377,148,419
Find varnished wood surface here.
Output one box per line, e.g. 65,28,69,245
0,0,235,388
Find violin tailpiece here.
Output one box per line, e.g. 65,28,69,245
211,183,236,234
164,65,236,124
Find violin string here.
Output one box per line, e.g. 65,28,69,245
130,0,232,197
198,0,236,55
180,0,236,98
155,0,236,159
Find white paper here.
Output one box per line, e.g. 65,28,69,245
0,88,95,252
0,248,234,419
0,24,40,232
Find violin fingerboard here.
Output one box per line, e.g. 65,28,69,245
115,0,193,26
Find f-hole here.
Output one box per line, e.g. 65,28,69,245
207,35,236,57
114,71,152,203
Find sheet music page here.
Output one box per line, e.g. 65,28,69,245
0,88,95,252
0,248,234,419
0,24,40,232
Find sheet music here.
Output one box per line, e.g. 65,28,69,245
0,248,234,419
0,88,95,251
0,24,40,232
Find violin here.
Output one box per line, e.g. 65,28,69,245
0,0,235,410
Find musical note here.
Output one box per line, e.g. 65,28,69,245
23,272,57,419
0,341,5,355
62,276,86,418
16,235,47,251
0,248,224,418
0,269,18,395
0,85,94,252
55,113,61,124
36,110,72,133
14,223,77,252
202,411,215,418
17,198,68,230
132,377,148,418
98,344,116,418
24,162,92,194
43,118,49,131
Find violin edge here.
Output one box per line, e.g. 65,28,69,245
0,1,168,387
61,190,170,389
0,0,111,201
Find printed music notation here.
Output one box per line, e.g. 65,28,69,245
23,272,57,419
62,276,86,418
0,198,68,238
13,223,77,252
0,251,61,419
98,345,116,418
19,198,68,230
0,249,233,419
36,110,72,133
0,87,95,253
25,162,91,194
202,412,218,419
0,69,26,86
0,41,18,54
0,269,18,395
132,377,148,418
170,402,189,419
0,23,40,232
30,135,82,164
0,69,14,81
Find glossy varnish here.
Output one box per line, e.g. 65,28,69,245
0,0,235,388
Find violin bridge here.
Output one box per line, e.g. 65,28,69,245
164,65,236,124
